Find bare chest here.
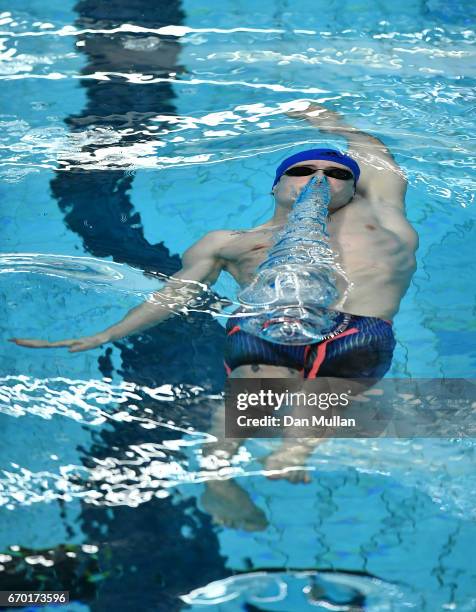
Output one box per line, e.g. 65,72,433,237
219,202,403,285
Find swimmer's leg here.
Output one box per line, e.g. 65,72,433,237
261,373,327,484
226,365,317,486
204,363,302,458
201,364,301,530
262,376,386,482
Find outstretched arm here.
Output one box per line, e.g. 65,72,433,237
9,231,227,353
287,103,408,207
98,230,226,341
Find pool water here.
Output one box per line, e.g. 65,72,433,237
0,0,475,610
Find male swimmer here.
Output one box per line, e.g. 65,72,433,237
10,103,418,530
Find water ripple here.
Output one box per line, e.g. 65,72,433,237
0,253,235,316
0,373,220,427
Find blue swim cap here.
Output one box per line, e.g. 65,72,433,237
272,148,360,188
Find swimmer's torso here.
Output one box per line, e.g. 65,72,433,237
216,194,417,320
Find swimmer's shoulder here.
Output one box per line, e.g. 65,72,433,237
195,230,241,260
201,229,239,247
225,223,282,236
203,226,268,242
200,224,279,253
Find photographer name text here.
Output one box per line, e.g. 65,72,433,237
237,414,356,428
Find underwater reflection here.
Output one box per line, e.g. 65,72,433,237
181,569,421,610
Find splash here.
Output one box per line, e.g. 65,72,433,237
237,175,348,344
181,570,421,610
0,253,230,315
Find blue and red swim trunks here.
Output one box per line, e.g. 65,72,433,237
224,310,395,379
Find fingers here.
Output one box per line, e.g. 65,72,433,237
49,340,78,347
9,338,46,348
286,102,322,115
8,338,77,349
285,108,312,118
9,335,107,353
286,103,340,120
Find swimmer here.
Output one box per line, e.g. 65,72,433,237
10,103,418,530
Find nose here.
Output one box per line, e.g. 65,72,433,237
312,172,328,187
308,170,328,182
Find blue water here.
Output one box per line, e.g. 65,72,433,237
1,0,475,610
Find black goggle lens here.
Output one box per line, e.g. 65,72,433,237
284,165,354,181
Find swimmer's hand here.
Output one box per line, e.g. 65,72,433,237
286,103,352,130
8,332,111,353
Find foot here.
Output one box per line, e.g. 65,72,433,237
261,443,317,484
201,479,268,531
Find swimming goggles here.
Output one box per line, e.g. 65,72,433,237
284,165,354,181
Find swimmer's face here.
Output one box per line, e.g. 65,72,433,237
272,160,356,212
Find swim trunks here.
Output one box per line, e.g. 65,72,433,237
224,311,395,379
